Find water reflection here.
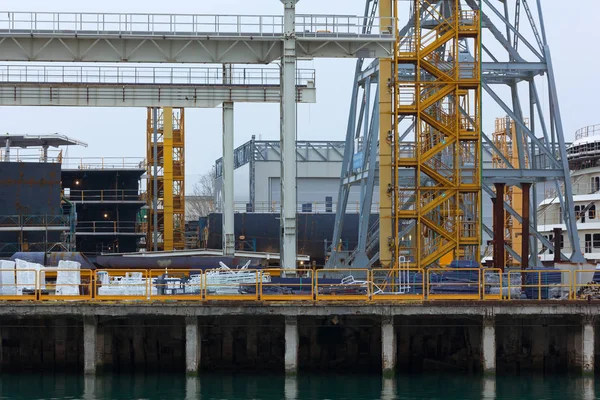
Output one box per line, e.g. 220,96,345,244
0,373,597,400
481,377,496,400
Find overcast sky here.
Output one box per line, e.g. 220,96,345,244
0,0,597,192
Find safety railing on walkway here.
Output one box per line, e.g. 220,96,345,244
39,269,93,301
149,269,203,301
0,268,598,302
95,270,149,301
66,189,142,202
260,269,313,301
61,157,145,170
315,269,370,301
0,12,395,38
0,65,316,87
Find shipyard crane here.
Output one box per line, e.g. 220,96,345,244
329,0,582,270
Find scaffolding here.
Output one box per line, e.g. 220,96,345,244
146,107,186,251
392,1,481,268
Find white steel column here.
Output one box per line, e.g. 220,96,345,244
280,0,298,272
583,317,595,375
482,317,496,375
222,64,235,256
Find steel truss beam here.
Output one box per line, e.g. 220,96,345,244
0,12,394,63
330,0,582,268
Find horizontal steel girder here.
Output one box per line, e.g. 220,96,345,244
0,84,316,107
343,166,567,186
358,60,547,85
0,65,316,106
0,12,394,62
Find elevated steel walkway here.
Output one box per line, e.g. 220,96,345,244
0,12,394,63
0,65,316,107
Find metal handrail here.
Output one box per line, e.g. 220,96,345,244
0,268,593,302
0,65,316,87
65,189,143,202
0,12,395,38
61,157,145,170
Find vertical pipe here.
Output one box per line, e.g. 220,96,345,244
521,182,531,270
152,107,158,252
223,65,235,256
553,227,562,263
280,0,298,272
494,183,505,271
42,145,48,162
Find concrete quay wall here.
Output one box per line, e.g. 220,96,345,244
0,302,597,375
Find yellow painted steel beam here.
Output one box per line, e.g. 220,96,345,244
379,0,394,268
163,107,174,251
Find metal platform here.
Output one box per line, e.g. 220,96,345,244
0,65,316,107
0,12,394,63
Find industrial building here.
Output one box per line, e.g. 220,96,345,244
214,137,378,213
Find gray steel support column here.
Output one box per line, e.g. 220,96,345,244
250,135,256,212
185,317,201,375
42,145,48,162
152,107,158,252
83,316,97,375
280,0,299,272
284,316,299,374
222,65,235,256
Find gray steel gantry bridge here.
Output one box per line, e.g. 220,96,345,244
329,0,582,269
0,5,395,270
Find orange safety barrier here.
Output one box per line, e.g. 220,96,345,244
39,269,93,301
507,270,572,300
0,268,39,301
149,269,203,301
427,268,481,300
203,268,260,301
315,269,370,301
95,270,149,301
573,270,600,300
370,268,424,301
259,269,313,301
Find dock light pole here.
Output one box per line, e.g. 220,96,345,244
280,0,299,274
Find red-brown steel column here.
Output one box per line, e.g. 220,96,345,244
521,183,531,269
494,183,506,271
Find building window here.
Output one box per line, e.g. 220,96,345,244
590,204,596,220
592,177,600,193
593,234,600,249
586,234,592,253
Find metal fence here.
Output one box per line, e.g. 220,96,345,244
0,268,597,302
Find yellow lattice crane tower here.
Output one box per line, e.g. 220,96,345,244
385,0,481,269
146,107,186,251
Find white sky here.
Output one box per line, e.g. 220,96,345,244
0,0,597,192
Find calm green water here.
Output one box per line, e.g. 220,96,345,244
0,373,597,400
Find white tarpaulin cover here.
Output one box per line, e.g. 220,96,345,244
56,260,81,296
15,259,44,293
0,260,16,295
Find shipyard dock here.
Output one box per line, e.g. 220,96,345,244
0,301,596,376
